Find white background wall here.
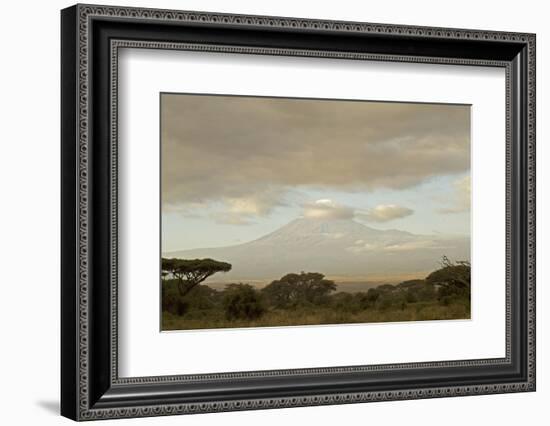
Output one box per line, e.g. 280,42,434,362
0,0,546,424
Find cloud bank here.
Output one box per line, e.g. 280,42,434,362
162,94,470,219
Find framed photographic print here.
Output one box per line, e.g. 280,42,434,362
61,4,536,421
159,94,473,331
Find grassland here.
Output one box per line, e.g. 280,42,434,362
161,257,471,331
162,299,470,331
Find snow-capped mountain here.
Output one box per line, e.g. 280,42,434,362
164,218,470,281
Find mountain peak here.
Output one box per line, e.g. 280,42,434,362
256,217,398,239
165,217,470,281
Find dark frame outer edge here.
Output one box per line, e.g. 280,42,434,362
61,4,78,421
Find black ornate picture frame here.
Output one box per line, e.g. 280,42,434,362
61,4,536,421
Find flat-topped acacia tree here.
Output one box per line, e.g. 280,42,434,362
162,258,232,298
426,256,471,290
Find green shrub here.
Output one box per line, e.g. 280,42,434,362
439,295,452,306
365,288,381,305
223,284,266,321
162,293,189,316
354,292,371,310
405,290,419,303
161,280,189,315
330,292,358,313
162,279,222,316
377,295,394,310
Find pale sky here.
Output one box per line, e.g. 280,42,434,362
161,93,470,252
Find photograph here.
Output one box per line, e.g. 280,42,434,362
160,94,472,331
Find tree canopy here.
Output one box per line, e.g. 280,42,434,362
426,256,470,289
262,272,336,308
223,284,265,321
162,258,232,297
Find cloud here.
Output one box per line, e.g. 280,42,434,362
209,212,256,225
302,199,412,224
224,196,275,216
303,199,355,220
162,94,470,214
347,238,454,253
438,175,470,214
382,240,452,252
207,192,286,225
347,242,378,253
358,204,414,222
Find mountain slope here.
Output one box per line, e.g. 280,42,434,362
164,218,470,281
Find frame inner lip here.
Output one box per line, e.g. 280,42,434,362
109,38,513,385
